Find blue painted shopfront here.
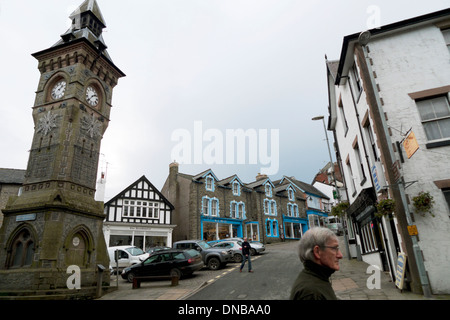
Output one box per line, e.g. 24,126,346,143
282,215,308,240
201,216,244,241
306,210,329,228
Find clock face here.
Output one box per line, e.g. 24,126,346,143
51,80,67,100
86,86,99,107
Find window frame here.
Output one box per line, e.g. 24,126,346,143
232,181,241,196
123,200,160,219
265,183,272,197
202,196,220,217
8,229,35,269
205,175,215,191
416,94,450,143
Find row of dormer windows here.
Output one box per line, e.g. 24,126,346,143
204,174,296,200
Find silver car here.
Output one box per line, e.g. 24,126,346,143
227,237,265,256
211,240,244,262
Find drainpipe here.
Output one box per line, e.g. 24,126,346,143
356,31,431,298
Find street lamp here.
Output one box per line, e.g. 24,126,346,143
312,115,339,202
312,115,349,260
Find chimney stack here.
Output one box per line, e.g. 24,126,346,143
256,173,268,181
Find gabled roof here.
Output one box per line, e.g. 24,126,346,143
192,169,219,182
326,59,340,82
246,177,274,189
105,175,174,209
273,182,295,194
0,168,26,184
218,174,244,187
280,176,329,200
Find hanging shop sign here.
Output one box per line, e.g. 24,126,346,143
403,130,419,159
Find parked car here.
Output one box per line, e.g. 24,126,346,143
146,246,171,254
210,240,244,262
173,240,233,270
213,237,265,256
326,223,344,236
121,249,204,282
108,245,149,273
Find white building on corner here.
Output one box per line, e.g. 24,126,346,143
327,8,450,295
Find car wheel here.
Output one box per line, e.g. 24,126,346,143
250,248,256,256
170,268,182,279
207,257,220,270
126,272,135,283
234,253,243,263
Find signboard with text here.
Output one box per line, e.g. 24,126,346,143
395,253,407,290
403,131,419,159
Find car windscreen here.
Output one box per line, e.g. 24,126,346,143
184,249,200,258
197,241,211,249
126,247,145,256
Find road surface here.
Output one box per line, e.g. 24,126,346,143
187,240,302,300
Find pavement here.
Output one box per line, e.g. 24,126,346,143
98,240,450,301
331,255,449,300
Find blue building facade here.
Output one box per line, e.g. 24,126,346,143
162,163,330,244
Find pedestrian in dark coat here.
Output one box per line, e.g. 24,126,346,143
290,227,343,300
240,237,253,272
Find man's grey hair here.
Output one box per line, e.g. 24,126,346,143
297,227,337,263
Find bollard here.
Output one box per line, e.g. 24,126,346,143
96,264,106,298
171,275,179,286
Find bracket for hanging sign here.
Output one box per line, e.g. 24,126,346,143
407,225,418,236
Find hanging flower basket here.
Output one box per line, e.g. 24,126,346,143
331,202,349,218
376,198,396,218
412,191,435,217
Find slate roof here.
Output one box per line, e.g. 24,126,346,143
52,0,112,62
282,176,329,200
0,168,26,184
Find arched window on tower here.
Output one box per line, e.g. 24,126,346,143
8,229,35,268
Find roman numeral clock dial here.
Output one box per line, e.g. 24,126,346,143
86,86,99,107
51,80,66,100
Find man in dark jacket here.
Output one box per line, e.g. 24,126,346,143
240,237,253,272
290,227,343,300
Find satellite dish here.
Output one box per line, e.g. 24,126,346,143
358,30,371,46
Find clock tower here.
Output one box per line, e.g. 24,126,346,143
0,0,125,297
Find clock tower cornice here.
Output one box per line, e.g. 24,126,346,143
32,38,125,88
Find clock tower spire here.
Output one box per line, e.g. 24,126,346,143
0,0,125,298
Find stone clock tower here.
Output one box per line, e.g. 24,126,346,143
0,0,125,297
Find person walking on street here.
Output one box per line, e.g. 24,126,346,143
290,227,343,300
240,237,253,273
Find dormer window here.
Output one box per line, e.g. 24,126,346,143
205,175,215,191
288,188,294,201
265,184,272,197
232,181,241,196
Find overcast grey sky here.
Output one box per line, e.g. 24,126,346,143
0,0,448,201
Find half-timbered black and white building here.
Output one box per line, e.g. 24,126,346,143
103,175,175,250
